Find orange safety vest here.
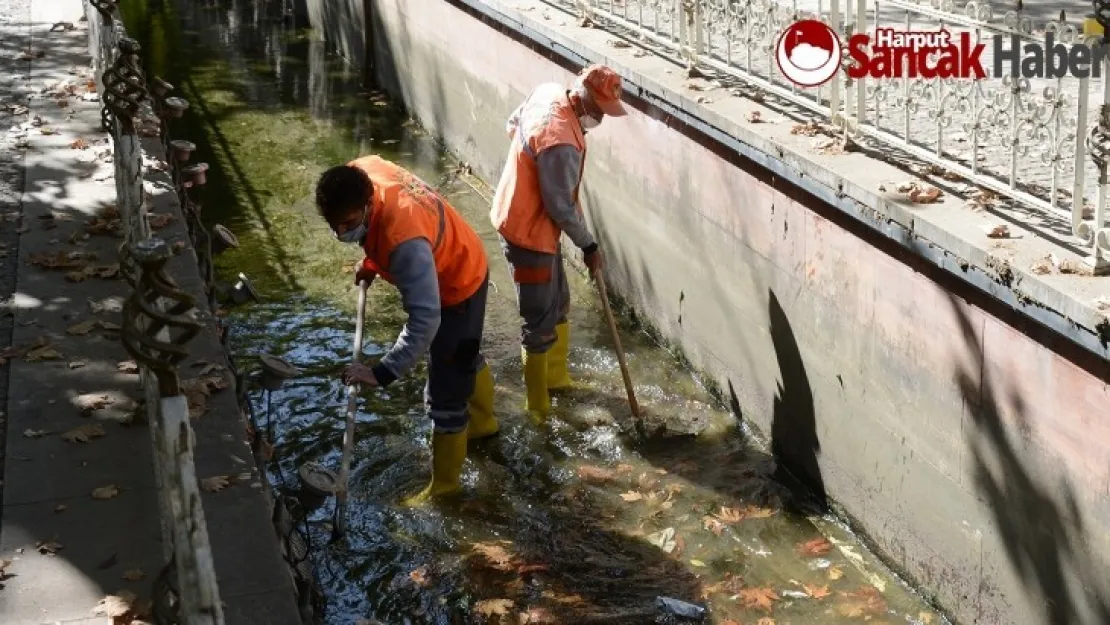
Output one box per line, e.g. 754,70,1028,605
350,156,488,307
490,83,587,254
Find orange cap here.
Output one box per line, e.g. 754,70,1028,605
578,64,627,117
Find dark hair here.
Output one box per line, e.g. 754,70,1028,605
315,164,372,221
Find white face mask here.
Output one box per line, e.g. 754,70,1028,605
579,114,601,131
335,209,368,244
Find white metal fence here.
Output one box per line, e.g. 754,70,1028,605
558,0,1110,271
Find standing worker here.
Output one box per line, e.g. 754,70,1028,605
490,64,628,423
317,155,498,505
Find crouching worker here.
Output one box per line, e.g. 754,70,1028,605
317,155,497,505
490,64,627,424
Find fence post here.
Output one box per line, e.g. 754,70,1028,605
121,238,225,625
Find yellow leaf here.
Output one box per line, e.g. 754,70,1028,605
201,475,231,492
828,565,844,580
689,559,706,567
620,491,644,502
756,618,777,625
919,611,935,624
61,423,105,443
92,485,119,500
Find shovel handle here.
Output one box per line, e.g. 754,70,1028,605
335,279,369,532
593,269,640,420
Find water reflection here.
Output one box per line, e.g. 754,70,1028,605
147,0,952,623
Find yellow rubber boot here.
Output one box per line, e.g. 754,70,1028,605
466,363,499,440
522,347,551,425
402,430,467,506
547,321,575,390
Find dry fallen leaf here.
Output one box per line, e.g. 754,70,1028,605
620,491,645,502
703,516,726,536
92,590,138,618
828,565,844,580
61,423,106,443
92,484,120,500
837,585,887,618
756,618,777,625
122,568,145,581
577,465,617,483
200,475,231,492
918,611,935,624
117,360,139,374
797,537,833,557
408,565,429,587
66,319,100,335
470,541,515,571
715,504,776,524
75,393,113,413
25,344,62,362
69,138,88,149
791,121,822,136
36,539,63,555
985,224,1011,239
474,598,514,618
739,586,778,612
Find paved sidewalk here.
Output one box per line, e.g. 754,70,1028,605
0,1,164,623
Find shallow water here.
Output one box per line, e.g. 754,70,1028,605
125,1,951,623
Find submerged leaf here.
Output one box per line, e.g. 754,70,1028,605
796,537,833,557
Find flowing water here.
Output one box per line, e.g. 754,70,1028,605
123,1,950,623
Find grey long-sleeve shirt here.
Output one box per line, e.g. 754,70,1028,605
369,238,441,387
536,144,596,250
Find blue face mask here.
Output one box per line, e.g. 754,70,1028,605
335,209,368,244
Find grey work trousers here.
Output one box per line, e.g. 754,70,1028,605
500,236,570,354
425,273,489,433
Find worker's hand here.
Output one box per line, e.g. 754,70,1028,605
354,267,376,287
342,363,378,388
583,247,604,276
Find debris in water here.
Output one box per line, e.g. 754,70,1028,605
655,596,707,620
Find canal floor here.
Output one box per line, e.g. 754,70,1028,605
126,0,952,623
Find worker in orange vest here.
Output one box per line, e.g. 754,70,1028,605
489,64,627,423
317,155,497,504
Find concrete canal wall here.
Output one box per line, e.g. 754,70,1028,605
308,0,1110,623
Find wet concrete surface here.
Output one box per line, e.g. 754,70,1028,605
130,0,955,623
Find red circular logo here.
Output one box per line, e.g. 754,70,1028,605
776,20,842,87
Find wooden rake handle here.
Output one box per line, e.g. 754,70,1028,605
592,268,641,420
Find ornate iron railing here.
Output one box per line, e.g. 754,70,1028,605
556,0,1110,272
85,2,225,623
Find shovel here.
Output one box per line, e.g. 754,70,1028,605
332,278,369,540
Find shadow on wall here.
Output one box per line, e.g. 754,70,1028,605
948,294,1110,625
768,290,827,513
